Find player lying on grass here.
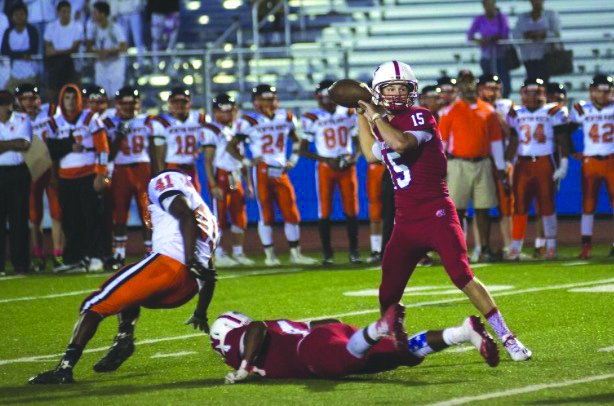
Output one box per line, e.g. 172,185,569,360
29,170,218,384
210,304,499,383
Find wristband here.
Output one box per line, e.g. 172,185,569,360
241,158,251,167
288,153,299,166
239,359,250,370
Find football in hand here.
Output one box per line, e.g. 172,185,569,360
328,79,372,108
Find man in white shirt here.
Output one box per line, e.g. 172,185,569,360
86,1,127,98
109,0,144,67
0,90,32,276
44,1,82,101
1,3,39,91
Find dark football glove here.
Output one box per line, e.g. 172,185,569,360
186,258,217,283
185,312,209,333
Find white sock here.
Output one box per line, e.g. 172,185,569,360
347,328,375,358
216,246,225,257
546,238,557,250
370,234,382,253
542,214,557,239
258,222,273,246
534,238,546,248
284,223,300,242
232,245,243,256
442,326,467,346
510,239,523,251
581,214,594,237
230,225,244,234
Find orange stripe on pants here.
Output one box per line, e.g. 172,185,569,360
581,155,614,213
30,168,61,225
215,168,247,229
112,162,152,226
512,156,555,216
367,163,385,223
253,162,300,225
316,162,358,219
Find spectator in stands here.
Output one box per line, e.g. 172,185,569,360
23,0,54,52
86,1,127,98
0,90,31,276
44,1,82,102
0,9,10,90
1,2,39,91
513,0,561,82
467,0,511,97
109,0,144,68
146,0,179,70
439,70,507,262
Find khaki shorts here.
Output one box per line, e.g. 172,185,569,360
447,158,497,210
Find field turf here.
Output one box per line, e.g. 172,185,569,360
1,246,613,405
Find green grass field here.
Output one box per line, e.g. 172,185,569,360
1,246,613,405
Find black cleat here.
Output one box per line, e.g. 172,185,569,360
609,246,614,257
367,251,381,264
29,368,74,384
322,256,334,266
349,251,363,264
105,255,125,271
93,334,135,373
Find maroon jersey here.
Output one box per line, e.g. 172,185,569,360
219,320,312,379
373,106,449,210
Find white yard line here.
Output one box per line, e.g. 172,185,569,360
0,275,26,281
3,276,614,366
0,290,92,304
426,373,614,406
562,261,591,266
150,351,197,359
597,345,614,352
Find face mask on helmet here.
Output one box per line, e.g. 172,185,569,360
372,61,418,113
520,85,546,109
209,311,252,356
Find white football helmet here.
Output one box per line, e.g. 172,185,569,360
372,61,419,113
209,311,252,356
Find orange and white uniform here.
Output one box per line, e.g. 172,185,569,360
207,120,248,231
48,109,109,179
81,170,218,317
494,99,514,217
29,103,61,225
301,106,358,219
235,110,300,225
570,101,614,214
151,112,215,192
105,113,153,227
507,103,567,243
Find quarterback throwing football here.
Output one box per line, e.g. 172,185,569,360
357,61,531,361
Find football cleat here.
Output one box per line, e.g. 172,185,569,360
349,251,362,264
532,246,545,259
216,254,239,268
544,247,557,260
366,251,381,264
479,248,501,263
29,367,75,384
232,254,255,266
322,255,334,266
106,255,125,271
264,255,281,266
30,257,46,273
54,262,86,274
504,248,520,261
578,243,591,260
289,249,317,265
376,304,407,351
417,254,434,267
463,316,500,367
502,334,532,361
52,256,64,271
93,334,135,373
88,257,104,272
609,246,614,257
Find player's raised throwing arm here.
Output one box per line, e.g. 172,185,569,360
357,110,379,163
358,100,420,154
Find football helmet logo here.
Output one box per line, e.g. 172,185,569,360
372,61,418,113
209,311,252,356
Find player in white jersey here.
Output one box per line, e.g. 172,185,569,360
504,78,570,260
15,83,65,272
203,94,255,267
29,170,218,384
227,84,316,266
102,86,154,269
151,87,215,192
300,80,362,265
46,84,111,273
569,74,614,259
477,74,513,257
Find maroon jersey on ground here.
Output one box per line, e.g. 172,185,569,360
374,106,449,209
220,320,312,379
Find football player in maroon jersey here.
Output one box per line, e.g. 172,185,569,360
210,304,498,383
357,61,531,362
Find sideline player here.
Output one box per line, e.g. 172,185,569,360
105,86,154,269
504,78,569,260
204,94,255,266
29,170,218,384
300,79,362,264
210,305,499,383
15,84,65,271
570,74,614,258
227,84,316,266
357,61,530,361
151,87,213,191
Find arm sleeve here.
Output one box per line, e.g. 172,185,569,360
300,115,315,142
487,112,502,142
547,10,561,38
467,16,480,41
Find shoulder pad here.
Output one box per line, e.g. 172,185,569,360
302,112,318,122
241,114,259,126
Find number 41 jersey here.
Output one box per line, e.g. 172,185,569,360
148,170,218,265
373,106,449,206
